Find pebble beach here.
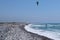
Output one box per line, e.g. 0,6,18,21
0,22,53,40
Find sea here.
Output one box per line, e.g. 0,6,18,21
24,23,60,40
31,23,60,32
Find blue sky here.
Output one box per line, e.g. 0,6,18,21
0,0,60,23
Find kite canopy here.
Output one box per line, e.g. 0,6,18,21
36,1,39,6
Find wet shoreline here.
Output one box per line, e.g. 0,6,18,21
0,22,53,40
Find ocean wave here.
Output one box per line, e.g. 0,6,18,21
24,24,60,40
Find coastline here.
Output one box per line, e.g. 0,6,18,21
24,24,53,40
0,22,53,40
24,24,60,40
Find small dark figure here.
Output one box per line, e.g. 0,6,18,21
36,1,39,6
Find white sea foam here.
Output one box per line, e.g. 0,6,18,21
24,24,60,40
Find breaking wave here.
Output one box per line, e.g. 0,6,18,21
24,24,60,40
